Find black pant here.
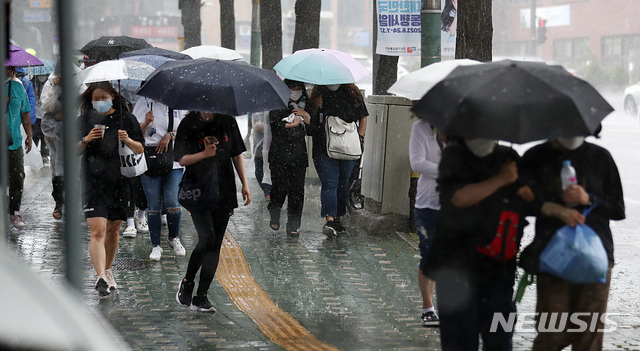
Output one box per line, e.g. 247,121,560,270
32,119,48,157
52,176,64,205
186,208,232,296
267,162,306,232
8,148,24,214
437,276,515,351
124,176,148,217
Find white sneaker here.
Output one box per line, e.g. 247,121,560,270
161,214,168,227
168,238,186,256
123,226,137,238
135,216,149,234
149,246,163,261
10,212,26,229
104,268,117,290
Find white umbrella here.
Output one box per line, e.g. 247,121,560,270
75,59,156,85
387,59,482,100
181,45,244,61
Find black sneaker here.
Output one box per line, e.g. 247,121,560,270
176,279,195,307
334,219,347,233
190,295,216,312
422,311,440,327
95,277,110,297
322,220,339,236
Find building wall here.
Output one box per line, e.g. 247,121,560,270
493,0,640,76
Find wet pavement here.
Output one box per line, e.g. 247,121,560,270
7,107,640,350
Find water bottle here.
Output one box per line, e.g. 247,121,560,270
560,160,577,191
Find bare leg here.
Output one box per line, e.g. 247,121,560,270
104,220,122,270
88,217,108,277
419,268,435,308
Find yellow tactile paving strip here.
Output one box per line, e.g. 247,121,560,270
217,233,339,351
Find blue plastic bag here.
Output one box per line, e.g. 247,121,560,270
539,207,608,284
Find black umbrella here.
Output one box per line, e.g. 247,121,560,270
411,60,613,144
136,58,291,116
119,47,192,60
80,36,152,62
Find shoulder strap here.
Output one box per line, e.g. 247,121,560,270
168,108,174,131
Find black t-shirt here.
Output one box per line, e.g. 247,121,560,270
174,113,245,210
307,86,368,158
269,102,308,168
425,144,539,285
79,108,144,201
519,141,625,264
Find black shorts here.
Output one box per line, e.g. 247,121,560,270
83,188,127,221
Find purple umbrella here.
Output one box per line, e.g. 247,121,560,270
6,45,44,67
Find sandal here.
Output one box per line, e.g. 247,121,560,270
52,204,63,220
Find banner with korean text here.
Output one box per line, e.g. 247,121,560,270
376,0,422,56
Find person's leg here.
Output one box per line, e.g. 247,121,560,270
532,273,574,351
185,210,216,283
8,148,25,214
286,164,306,233
267,163,286,229
313,153,339,220
105,219,122,270
141,174,162,246
479,282,516,351
571,261,614,351
164,169,183,240
195,210,231,297
415,208,439,313
87,217,109,277
336,159,357,218
437,274,480,351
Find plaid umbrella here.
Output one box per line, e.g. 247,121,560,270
19,59,56,76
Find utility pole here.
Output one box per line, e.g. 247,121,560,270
247,0,262,149
421,0,441,68
251,0,261,67
529,0,537,57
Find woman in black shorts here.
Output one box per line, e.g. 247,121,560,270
78,81,144,297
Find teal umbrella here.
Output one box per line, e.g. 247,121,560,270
273,48,370,85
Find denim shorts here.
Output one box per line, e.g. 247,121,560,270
415,207,439,271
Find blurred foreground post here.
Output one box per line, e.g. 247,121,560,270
56,0,83,292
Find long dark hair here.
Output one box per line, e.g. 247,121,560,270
309,83,364,110
441,0,456,32
80,81,129,115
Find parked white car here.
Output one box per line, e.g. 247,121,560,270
623,81,640,116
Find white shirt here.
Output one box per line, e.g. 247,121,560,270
409,119,441,210
132,98,187,169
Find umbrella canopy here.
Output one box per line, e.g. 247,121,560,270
181,45,244,61
411,60,613,144
6,45,44,67
80,36,152,62
17,59,56,76
136,58,291,116
387,59,482,100
120,47,191,61
273,48,370,85
120,55,176,69
75,60,155,85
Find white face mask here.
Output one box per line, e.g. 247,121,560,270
290,90,303,101
557,137,584,150
465,139,497,157
327,84,340,91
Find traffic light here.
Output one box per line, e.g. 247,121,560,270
537,19,547,44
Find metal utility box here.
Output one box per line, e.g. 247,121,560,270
362,95,414,216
